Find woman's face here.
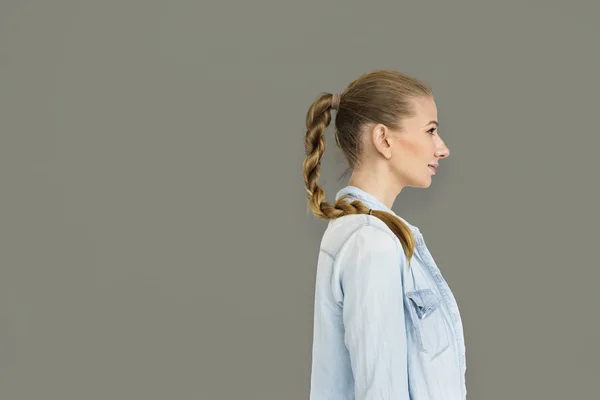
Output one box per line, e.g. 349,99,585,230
390,96,450,188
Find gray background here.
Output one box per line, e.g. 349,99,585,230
1,1,598,399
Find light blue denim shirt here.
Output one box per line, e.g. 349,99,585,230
309,185,466,400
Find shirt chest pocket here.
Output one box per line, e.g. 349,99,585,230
405,288,451,360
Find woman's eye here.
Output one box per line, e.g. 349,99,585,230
428,127,437,135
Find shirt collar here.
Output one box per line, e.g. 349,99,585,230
335,185,421,235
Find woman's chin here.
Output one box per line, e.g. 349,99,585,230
414,176,433,188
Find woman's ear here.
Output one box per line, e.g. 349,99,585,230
370,123,392,159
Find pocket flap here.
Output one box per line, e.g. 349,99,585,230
406,289,441,319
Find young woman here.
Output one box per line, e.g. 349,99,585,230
304,70,466,399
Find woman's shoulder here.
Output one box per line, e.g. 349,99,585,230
332,213,396,236
320,214,398,257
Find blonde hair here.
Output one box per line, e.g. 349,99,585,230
302,69,433,268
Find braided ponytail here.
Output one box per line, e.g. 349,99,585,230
302,75,423,268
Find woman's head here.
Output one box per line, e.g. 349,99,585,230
303,69,449,266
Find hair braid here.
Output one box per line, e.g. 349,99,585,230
302,70,431,268
303,93,370,220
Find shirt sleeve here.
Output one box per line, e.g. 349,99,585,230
338,224,409,400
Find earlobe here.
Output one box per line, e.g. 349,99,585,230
383,144,393,159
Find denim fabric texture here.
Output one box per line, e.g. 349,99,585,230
309,185,466,400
